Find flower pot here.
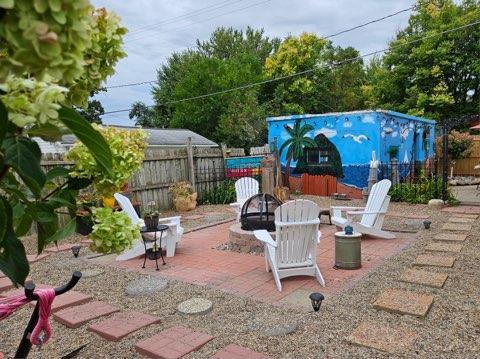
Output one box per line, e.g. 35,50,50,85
173,192,197,212
146,248,160,260
76,215,93,236
102,196,116,208
144,215,159,231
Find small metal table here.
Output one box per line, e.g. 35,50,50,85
140,224,169,271
334,231,362,269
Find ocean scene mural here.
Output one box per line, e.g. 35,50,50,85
267,110,436,192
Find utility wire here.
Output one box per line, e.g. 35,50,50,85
106,5,414,89
127,0,245,37
102,19,480,116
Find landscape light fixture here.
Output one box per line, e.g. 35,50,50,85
423,220,432,230
71,245,81,258
309,292,325,312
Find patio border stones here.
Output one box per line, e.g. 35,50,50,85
177,298,213,315
425,242,463,253
347,321,417,354
414,254,456,268
45,243,78,253
441,223,472,232
448,217,475,223
88,311,161,341
54,300,120,328
26,253,50,264
134,325,213,359
125,277,168,297
0,277,13,292
433,233,467,242
373,288,434,318
400,268,448,288
212,344,272,359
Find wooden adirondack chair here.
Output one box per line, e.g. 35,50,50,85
114,193,184,259
230,177,260,220
330,179,395,239
254,199,325,292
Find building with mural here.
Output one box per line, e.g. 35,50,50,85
267,110,436,196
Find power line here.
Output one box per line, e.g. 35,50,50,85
102,19,480,116
106,5,414,89
127,0,244,37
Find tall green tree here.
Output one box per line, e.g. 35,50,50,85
279,119,316,187
364,0,480,121
129,101,164,127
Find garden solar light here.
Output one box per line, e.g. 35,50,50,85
423,220,432,229
309,292,324,312
344,225,354,235
71,245,81,258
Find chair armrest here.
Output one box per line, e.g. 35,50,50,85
330,206,365,211
253,230,277,247
346,210,386,215
230,202,239,207
158,216,181,224
274,218,320,227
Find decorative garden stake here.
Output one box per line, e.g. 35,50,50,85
344,225,354,235
71,246,81,258
309,292,324,312
423,220,432,230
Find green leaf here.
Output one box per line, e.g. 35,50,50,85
3,136,46,198
36,217,59,253
44,218,76,246
46,166,70,181
58,106,113,176
27,123,63,142
67,176,92,190
0,199,6,245
0,0,14,9
0,99,7,146
15,213,33,237
32,202,57,223
0,197,29,286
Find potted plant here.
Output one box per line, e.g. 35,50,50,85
75,192,98,235
387,146,399,161
169,181,197,212
90,207,140,254
143,201,160,231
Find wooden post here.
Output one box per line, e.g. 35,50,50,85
186,137,196,192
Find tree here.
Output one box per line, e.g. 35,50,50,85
264,33,366,115
77,99,104,124
129,101,164,127
278,119,316,187
152,27,279,148
0,1,126,285
364,0,480,121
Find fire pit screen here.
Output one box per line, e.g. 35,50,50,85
240,193,282,232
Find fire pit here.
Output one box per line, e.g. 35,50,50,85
240,193,282,232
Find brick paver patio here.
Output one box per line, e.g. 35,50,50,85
212,344,271,359
100,222,416,305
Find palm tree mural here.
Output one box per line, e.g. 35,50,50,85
279,119,316,187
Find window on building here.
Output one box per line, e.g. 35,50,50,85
306,149,329,164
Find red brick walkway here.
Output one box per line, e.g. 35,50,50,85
106,222,415,304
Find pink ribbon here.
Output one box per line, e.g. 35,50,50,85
0,288,56,346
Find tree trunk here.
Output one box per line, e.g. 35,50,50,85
284,155,292,188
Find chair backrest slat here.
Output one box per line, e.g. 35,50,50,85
235,177,259,202
361,179,391,227
274,200,320,266
114,193,141,225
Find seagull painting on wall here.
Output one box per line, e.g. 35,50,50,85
342,134,370,144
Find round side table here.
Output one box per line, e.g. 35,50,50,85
140,224,169,271
334,231,362,269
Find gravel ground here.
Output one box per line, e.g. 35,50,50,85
1,200,479,358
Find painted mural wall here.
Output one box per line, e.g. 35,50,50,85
267,110,436,189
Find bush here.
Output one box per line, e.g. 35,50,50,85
203,180,236,204
90,207,140,254
389,177,455,204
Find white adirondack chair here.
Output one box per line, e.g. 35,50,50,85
254,199,325,292
114,193,184,259
230,177,259,220
330,179,395,239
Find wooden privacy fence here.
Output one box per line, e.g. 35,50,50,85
452,136,480,176
40,145,226,211
301,174,338,196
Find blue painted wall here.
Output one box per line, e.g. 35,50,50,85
267,110,436,189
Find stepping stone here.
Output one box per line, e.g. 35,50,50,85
27,253,50,264
373,288,434,318
54,301,119,328
400,269,448,288
88,311,160,341
177,298,213,315
434,233,467,242
213,344,271,359
82,269,105,278
414,254,456,268
134,325,213,359
425,242,463,253
441,223,472,232
0,277,14,292
451,213,478,219
448,217,475,223
49,291,92,312
347,321,417,354
45,243,76,253
125,277,168,297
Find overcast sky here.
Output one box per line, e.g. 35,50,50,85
91,0,414,126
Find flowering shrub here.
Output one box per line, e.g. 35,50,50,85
66,126,148,196
90,207,139,254
436,130,474,160
169,181,195,198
